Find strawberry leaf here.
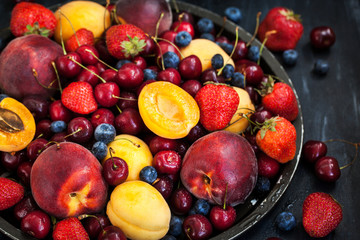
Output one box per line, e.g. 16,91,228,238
120,35,146,58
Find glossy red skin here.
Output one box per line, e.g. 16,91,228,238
257,151,281,179
302,140,328,164
56,52,83,78
67,117,94,143
155,40,181,59
171,21,195,38
153,150,182,175
90,108,115,128
102,157,129,186
116,91,138,110
181,79,202,98
159,30,178,43
13,195,38,222
178,55,202,80
117,63,144,89
49,100,73,123
35,119,52,139
157,68,182,85
30,142,108,219
262,82,299,122
0,35,63,100
153,175,173,200
21,210,51,239
0,150,27,172
22,95,50,121
183,214,213,240
98,225,127,240
76,45,99,65
170,187,193,215
17,161,32,187
180,131,258,206
82,214,111,239
114,108,144,135
27,138,49,162
314,156,341,182
232,40,248,61
148,135,180,155
77,65,100,87
133,56,147,70
209,205,236,231
100,69,118,83
94,82,120,107
235,59,264,86
310,26,336,49
258,7,303,51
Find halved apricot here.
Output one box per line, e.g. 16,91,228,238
0,97,36,152
138,81,200,139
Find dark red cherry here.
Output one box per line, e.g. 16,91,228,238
170,187,193,215
55,52,82,78
178,55,202,80
183,214,213,240
82,214,111,239
174,11,195,25
13,195,38,222
94,82,120,107
133,56,147,70
102,157,129,186
49,100,73,123
100,69,118,83
171,21,195,38
250,109,273,124
27,138,49,162
95,39,117,65
50,132,68,143
76,44,99,65
77,65,100,87
142,36,156,55
117,63,144,89
98,225,127,240
22,95,49,121
116,91,138,110
181,79,202,98
232,40,248,61
21,210,51,239
90,108,115,129
200,68,225,83
302,140,328,164
67,117,94,143
209,205,236,231
310,26,336,49
35,119,52,139
148,135,180,155
159,30,177,43
314,156,341,182
157,68,182,85
257,151,280,179
0,150,27,172
17,161,32,187
152,150,182,175
186,122,208,143
245,85,260,105
155,41,181,59
153,175,173,200
235,59,264,86
114,108,144,135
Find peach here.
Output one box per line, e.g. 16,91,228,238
180,39,235,72
30,142,108,219
103,134,153,181
107,180,171,240
54,0,111,43
0,35,63,100
180,130,258,206
0,97,35,152
138,81,200,139
224,87,255,133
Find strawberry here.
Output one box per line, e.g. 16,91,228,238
255,116,296,163
53,217,89,240
105,24,147,59
258,76,299,121
0,177,24,211
257,7,303,51
302,192,343,238
61,81,98,115
65,28,95,53
195,83,239,131
10,2,57,38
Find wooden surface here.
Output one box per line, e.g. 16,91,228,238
1,0,359,239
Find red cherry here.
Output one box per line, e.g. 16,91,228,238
95,61,107,74
173,11,195,25
50,132,68,143
21,210,51,239
183,214,213,240
215,35,230,44
117,63,144,89
133,56,147,70
94,82,120,107
102,157,129,186
200,68,225,83
67,117,94,143
35,119,52,139
186,122,208,143
95,39,116,65
55,52,82,78
153,150,182,175
155,41,181,59
181,79,202,98
17,161,32,187
310,26,336,49
0,150,27,172
232,40,248,61
22,95,49,121
148,135,180,155
114,108,144,135
13,195,38,222
235,59,264,86
170,187,193,215
142,36,156,55
159,30,178,43
27,138,49,162
76,44,99,65
250,109,273,124
257,151,280,179
100,69,118,83
245,85,260,105
157,68,182,85
171,21,195,38
90,108,115,129
98,225,127,240
77,65,100,87
116,91,138,110
209,205,237,231
314,156,341,182
178,55,202,80
153,175,173,200
302,140,328,164
82,214,111,239
49,100,73,123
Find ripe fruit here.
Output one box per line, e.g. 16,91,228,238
314,156,341,182
302,192,343,238
102,157,129,186
153,150,182,175
195,83,239,131
98,225,127,240
258,7,304,51
65,28,95,53
302,140,328,164
10,2,57,37
21,210,51,239
209,205,237,231
53,217,89,240
183,214,213,240
275,211,296,231
310,26,336,49
256,116,297,163
170,187,193,215
0,177,24,211
106,24,147,60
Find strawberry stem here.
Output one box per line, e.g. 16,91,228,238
246,12,261,47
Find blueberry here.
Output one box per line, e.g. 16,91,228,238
282,49,298,66
222,64,235,79
231,72,245,88
163,51,180,69
255,176,271,194
211,54,224,70
115,59,131,69
197,18,214,33
169,215,183,237
188,207,197,215
94,123,116,144
247,45,260,62
50,120,67,133
194,199,211,215
161,235,177,240
175,31,192,47
139,166,157,184
275,211,296,231
313,59,329,75
200,33,215,41
91,141,108,160
217,42,234,55
224,7,242,23
143,68,158,81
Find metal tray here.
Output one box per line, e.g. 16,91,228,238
0,1,304,239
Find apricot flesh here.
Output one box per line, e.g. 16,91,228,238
107,180,171,240
54,1,111,43
180,39,235,72
138,81,200,139
0,97,35,152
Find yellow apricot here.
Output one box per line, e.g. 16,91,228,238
180,39,235,72
54,1,111,43
224,87,255,133
107,181,171,240
0,97,35,152
138,81,200,139
103,134,153,181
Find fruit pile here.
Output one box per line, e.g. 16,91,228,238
0,0,342,240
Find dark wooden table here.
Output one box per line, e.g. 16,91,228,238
1,0,359,240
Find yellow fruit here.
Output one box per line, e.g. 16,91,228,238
103,134,152,181
0,97,35,152
54,1,111,43
138,81,200,139
224,87,255,133
180,38,235,72
107,180,171,240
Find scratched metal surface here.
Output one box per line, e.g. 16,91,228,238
1,0,360,240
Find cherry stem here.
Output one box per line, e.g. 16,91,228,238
151,37,165,70
156,37,185,59
69,56,106,83
112,138,140,148
155,12,165,40
85,49,118,71
246,12,261,47
172,0,179,13
51,61,63,94
104,0,110,32
111,94,137,101
58,9,66,55
223,183,229,210
63,128,82,139
216,17,227,38
257,30,277,65
108,147,118,170
324,139,359,170
32,69,59,90
59,11,80,48
218,26,239,76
